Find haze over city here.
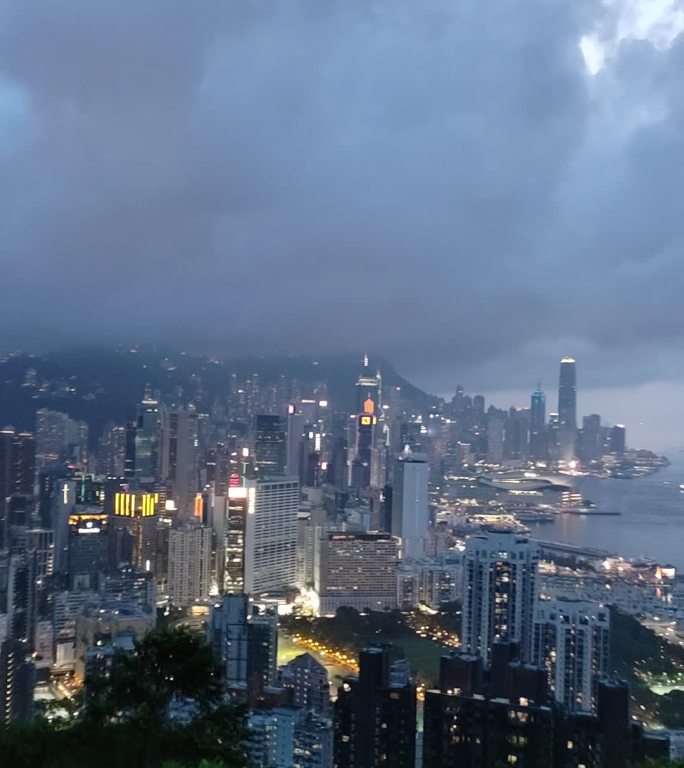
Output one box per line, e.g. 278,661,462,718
2,0,684,449
3,3,684,766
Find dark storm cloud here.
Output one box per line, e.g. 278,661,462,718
1,0,684,395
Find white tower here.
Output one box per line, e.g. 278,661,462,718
461,532,539,665
392,446,429,559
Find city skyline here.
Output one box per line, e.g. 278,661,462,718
2,2,684,432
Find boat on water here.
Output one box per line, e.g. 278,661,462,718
679,484,684,492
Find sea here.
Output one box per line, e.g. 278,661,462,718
451,448,684,571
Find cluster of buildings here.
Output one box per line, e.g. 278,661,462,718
0,353,667,767
440,357,629,469
333,532,669,767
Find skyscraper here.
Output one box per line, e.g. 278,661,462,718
529,386,547,461
461,532,539,665
533,599,610,712
558,357,577,461
132,395,161,481
254,415,287,476
243,476,299,595
391,446,429,559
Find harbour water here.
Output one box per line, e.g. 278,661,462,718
524,448,684,569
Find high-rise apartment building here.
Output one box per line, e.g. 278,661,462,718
167,523,212,606
334,645,416,768
558,357,577,461
461,532,539,665
243,477,299,595
279,652,330,716
391,447,429,559
533,599,610,712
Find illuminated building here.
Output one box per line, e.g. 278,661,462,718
109,490,160,572
96,422,126,477
67,512,109,589
391,446,429,559
248,708,333,768
349,396,377,491
243,477,299,595
224,486,248,594
313,531,399,615
529,386,547,460
461,532,539,665
279,652,330,716
558,357,578,461
533,599,610,713
0,428,36,549
334,646,416,768
423,653,554,768
0,640,35,724
167,523,212,605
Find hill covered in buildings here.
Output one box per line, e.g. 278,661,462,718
0,347,436,441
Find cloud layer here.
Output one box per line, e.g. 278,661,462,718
1,0,684,406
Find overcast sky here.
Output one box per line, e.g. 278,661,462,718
2,1,684,448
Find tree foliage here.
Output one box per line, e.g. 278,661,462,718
0,627,248,768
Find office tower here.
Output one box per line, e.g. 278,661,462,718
486,411,506,464
529,386,547,460
334,646,416,768
313,531,399,615
349,360,382,492
558,356,577,461
254,414,287,476
167,523,212,606
423,653,554,768
243,477,299,595
7,553,37,647
97,422,127,477
132,394,161,481
0,639,35,724
461,532,539,665
580,414,602,461
609,425,626,455
279,652,330,716
160,405,200,514
67,512,109,590
391,446,429,559
286,405,306,479
209,594,278,690
108,490,160,572
534,599,610,712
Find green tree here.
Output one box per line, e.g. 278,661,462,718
0,627,248,768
